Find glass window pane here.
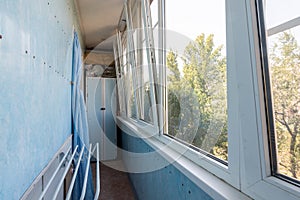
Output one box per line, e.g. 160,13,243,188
123,44,137,119
150,0,159,77
265,0,300,181
150,0,158,28
140,47,154,123
266,0,300,28
136,17,154,124
165,0,228,161
129,63,137,119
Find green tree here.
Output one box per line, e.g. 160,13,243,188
167,34,228,160
270,32,300,179
167,51,181,136
183,34,227,160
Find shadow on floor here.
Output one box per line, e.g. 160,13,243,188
91,161,136,200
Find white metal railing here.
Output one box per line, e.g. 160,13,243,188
93,143,100,200
38,143,100,200
79,144,92,200
65,146,85,200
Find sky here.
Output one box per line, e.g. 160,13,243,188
265,0,300,48
150,0,300,52
160,0,226,74
265,0,300,29
164,0,226,51
147,0,300,76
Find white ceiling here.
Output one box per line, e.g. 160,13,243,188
75,0,124,52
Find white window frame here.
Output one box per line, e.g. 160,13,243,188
113,39,126,117
116,31,128,117
125,0,141,120
239,0,300,199
114,0,300,199
140,0,160,131
115,0,160,135
122,37,134,119
154,0,240,189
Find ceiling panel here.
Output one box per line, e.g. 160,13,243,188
75,0,124,52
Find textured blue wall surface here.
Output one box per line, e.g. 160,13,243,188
0,0,81,199
121,130,213,200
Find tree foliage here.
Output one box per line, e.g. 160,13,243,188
166,30,300,176
167,51,182,136
167,34,228,160
270,32,300,179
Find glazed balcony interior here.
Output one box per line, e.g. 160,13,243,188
1,0,300,199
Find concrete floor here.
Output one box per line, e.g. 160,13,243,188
91,161,136,200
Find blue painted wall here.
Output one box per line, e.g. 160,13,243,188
0,0,82,199
120,130,213,200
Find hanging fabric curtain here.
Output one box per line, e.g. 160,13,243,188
71,32,94,199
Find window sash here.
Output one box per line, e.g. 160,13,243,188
125,0,141,120
140,0,160,130
116,0,160,132
256,0,300,187
157,0,239,188
238,0,300,198
114,0,300,198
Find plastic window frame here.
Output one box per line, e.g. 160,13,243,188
116,31,128,117
140,0,160,131
113,42,122,115
153,0,240,188
115,0,300,198
258,0,300,187
238,0,300,199
125,0,141,121
122,37,133,118
118,0,160,134
126,0,152,125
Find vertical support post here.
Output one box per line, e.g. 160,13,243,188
158,0,166,135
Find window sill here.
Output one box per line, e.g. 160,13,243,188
117,116,251,200
245,176,300,200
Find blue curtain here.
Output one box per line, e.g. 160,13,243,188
71,32,94,199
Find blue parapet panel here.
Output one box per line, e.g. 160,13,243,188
0,0,82,199
120,130,213,200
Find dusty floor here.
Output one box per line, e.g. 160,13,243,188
91,161,136,200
